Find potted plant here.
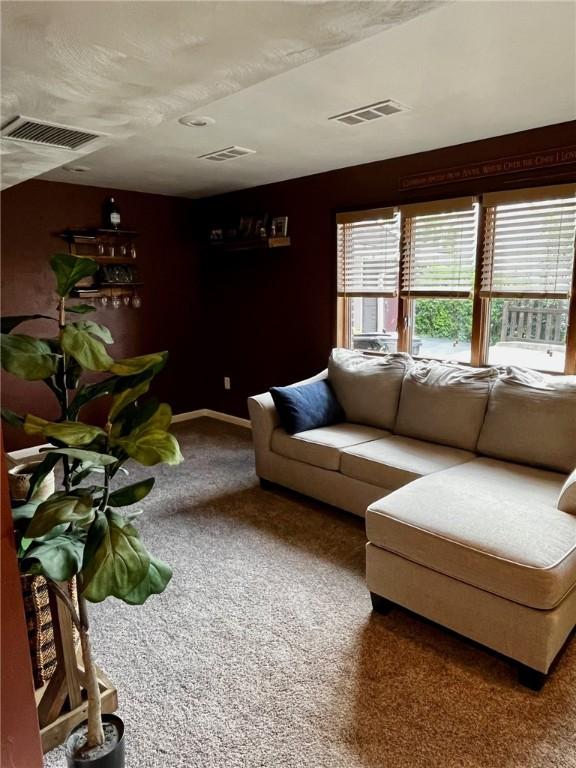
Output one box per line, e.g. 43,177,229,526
1,253,183,767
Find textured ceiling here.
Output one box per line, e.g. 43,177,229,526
2,1,575,198
0,0,441,190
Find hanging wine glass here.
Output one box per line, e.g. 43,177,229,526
132,293,142,309
100,295,108,308
123,295,131,307
112,296,121,310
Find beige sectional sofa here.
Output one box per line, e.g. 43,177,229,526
248,350,576,688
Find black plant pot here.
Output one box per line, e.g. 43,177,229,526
65,714,125,768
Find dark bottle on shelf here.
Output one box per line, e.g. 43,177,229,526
103,196,121,229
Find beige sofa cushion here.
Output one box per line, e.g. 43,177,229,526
477,367,576,473
366,468,576,610
558,470,576,515
270,423,388,471
422,457,567,507
394,360,497,451
340,435,474,490
328,349,411,430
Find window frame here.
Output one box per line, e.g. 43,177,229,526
336,184,576,374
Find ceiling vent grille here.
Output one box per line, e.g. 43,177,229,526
198,146,256,162
1,116,103,150
329,100,411,126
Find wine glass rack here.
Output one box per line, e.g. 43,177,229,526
58,228,143,307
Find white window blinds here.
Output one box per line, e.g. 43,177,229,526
337,209,400,297
480,192,576,298
400,198,479,298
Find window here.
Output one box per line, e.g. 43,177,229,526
337,209,402,354
481,189,576,372
336,183,576,373
401,198,478,361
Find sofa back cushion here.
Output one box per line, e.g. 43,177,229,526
328,349,411,430
394,361,497,451
477,367,576,473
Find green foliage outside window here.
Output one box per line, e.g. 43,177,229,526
414,299,505,344
414,299,473,342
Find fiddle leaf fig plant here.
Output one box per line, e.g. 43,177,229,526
1,253,182,752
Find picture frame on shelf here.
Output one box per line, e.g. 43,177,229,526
253,213,270,239
271,216,288,237
209,228,223,242
238,216,255,239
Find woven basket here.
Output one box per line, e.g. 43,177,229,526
8,461,55,502
21,575,79,689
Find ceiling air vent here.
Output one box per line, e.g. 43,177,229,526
1,116,103,150
198,146,256,162
329,100,411,126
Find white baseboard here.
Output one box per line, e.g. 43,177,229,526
171,409,209,423
172,409,251,429
7,409,251,462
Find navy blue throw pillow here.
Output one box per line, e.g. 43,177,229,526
270,379,344,435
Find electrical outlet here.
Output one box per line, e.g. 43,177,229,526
224,376,231,390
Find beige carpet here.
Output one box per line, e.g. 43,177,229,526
44,418,576,768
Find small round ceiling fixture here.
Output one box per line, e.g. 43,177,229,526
63,165,90,173
178,114,215,128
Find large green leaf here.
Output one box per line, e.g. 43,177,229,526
1,315,55,334
12,499,41,522
67,304,97,315
47,448,118,466
82,510,108,569
61,324,113,371
81,511,150,602
0,334,59,380
111,404,182,466
65,357,83,390
22,532,85,581
50,253,98,298
108,478,155,507
71,320,113,345
24,414,106,446
69,377,121,419
26,494,94,538
122,556,172,605
68,367,159,419
109,378,151,423
26,452,61,501
115,429,183,466
1,407,24,427
110,352,168,377
115,397,159,439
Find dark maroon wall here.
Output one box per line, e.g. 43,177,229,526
1,180,203,451
196,121,576,418
2,123,575,443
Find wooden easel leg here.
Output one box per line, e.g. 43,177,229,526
37,583,117,754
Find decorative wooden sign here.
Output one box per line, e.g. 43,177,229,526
400,146,576,190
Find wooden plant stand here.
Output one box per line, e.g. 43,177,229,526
35,589,118,754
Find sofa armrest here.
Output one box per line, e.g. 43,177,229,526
247,369,328,477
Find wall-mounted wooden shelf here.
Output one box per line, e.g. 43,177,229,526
209,236,291,253
59,228,139,240
91,256,136,265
